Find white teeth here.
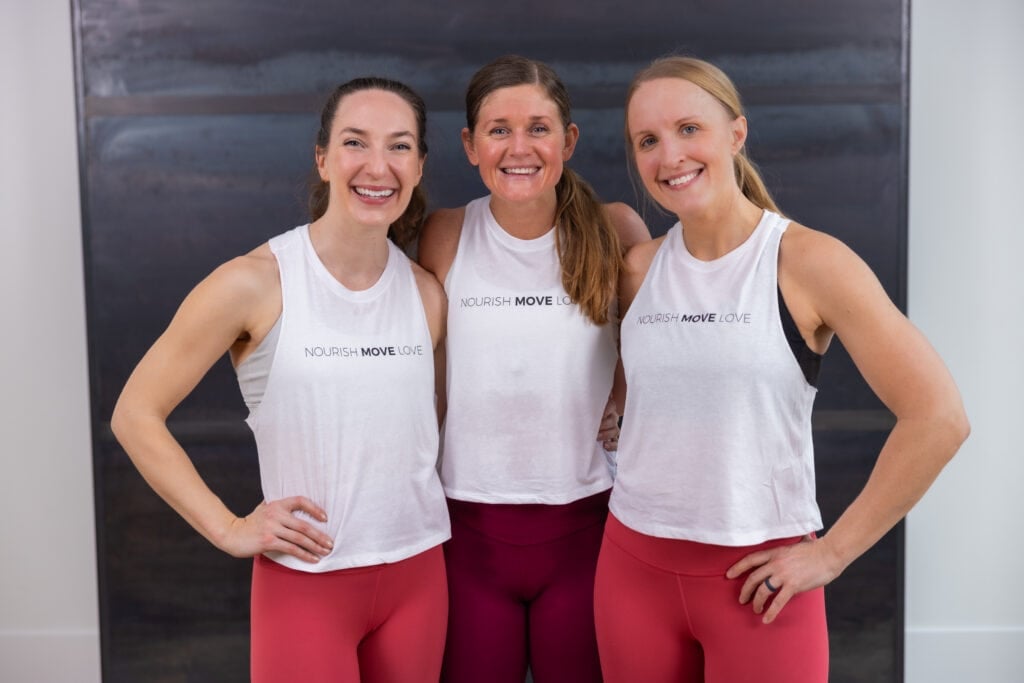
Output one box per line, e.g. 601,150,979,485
502,167,537,175
354,187,395,198
667,170,699,187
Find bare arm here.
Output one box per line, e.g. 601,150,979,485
599,202,652,444
611,237,664,413
728,225,969,622
110,250,334,563
605,201,652,252
417,207,465,288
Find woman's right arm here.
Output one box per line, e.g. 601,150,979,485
111,251,334,563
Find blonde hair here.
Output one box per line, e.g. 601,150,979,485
465,55,621,325
624,56,779,214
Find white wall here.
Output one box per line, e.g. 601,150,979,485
905,1,1024,681
0,1,102,682
1,1,1020,681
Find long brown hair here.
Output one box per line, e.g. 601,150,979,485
624,56,780,214
309,77,428,249
465,55,621,325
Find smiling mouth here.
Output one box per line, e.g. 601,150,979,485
665,169,701,187
353,187,396,198
501,167,540,176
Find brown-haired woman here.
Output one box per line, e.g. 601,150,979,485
594,56,969,682
418,55,650,683
112,78,451,682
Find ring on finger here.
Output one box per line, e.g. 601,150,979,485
764,576,780,593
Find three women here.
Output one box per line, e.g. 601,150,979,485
114,54,966,683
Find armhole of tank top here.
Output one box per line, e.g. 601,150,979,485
772,217,822,388
248,242,289,421
777,287,822,388
403,252,435,348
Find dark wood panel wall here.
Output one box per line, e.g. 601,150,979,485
73,1,909,680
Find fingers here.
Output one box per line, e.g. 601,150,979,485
251,497,335,563
726,549,772,580
285,495,328,523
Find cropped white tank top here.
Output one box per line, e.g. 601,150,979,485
242,225,449,571
441,196,617,504
611,210,823,545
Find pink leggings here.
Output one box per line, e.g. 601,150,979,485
441,491,609,683
594,514,828,683
250,545,447,683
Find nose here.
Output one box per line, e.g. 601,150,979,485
509,130,530,155
365,146,388,176
661,136,687,166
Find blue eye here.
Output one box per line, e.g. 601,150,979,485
681,124,698,135
489,127,509,136
343,139,364,148
392,142,412,151
637,135,657,149
530,125,549,135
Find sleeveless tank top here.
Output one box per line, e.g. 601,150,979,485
242,225,449,571
610,210,823,545
441,196,616,504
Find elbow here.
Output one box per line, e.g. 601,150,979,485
936,402,971,464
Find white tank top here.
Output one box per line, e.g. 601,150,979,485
610,210,823,546
441,196,616,504
244,225,449,572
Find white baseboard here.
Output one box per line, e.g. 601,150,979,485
0,631,101,683
906,627,1024,683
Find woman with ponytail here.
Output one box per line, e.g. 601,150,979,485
595,56,968,682
112,78,450,682
418,55,649,683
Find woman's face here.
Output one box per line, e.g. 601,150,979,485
626,77,747,220
316,89,424,229
462,83,578,206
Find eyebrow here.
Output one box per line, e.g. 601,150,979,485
338,127,415,139
482,115,554,125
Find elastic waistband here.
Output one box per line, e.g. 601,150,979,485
254,544,443,577
447,489,610,545
604,513,804,576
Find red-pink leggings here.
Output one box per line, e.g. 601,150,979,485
594,514,828,683
250,545,447,683
441,491,609,683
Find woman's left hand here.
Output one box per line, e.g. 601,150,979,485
726,535,845,624
597,396,620,451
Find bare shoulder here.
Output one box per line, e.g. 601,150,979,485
624,234,666,275
603,201,651,250
199,242,280,315
619,235,667,313
779,221,882,307
418,206,466,282
778,221,861,279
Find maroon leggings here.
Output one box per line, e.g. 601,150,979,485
594,514,828,682
441,491,610,683
250,545,447,683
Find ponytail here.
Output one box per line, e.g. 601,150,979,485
554,168,622,326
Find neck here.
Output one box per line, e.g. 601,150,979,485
677,193,765,261
488,191,559,239
308,211,390,290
